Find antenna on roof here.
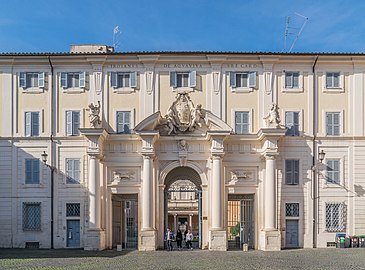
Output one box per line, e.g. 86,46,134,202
113,25,122,50
283,13,308,52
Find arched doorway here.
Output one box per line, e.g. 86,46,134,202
164,167,202,249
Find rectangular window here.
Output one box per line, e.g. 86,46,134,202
326,112,340,136
60,72,86,88
66,111,80,136
66,159,81,184
25,112,40,136
235,111,250,134
326,72,340,88
25,159,40,184
66,203,80,217
230,72,256,88
23,202,41,230
111,72,137,88
285,72,299,88
326,159,340,184
170,71,196,88
285,159,299,185
285,111,299,136
285,203,299,217
117,111,131,134
326,203,345,232
19,72,44,88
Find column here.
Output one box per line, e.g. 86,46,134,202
264,155,276,230
142,155,153,230
88,155,100,229
174,214,177,232
211,155,223,229
189,214,193,230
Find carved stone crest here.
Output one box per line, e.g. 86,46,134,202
112,170,136,184
156,93,207,135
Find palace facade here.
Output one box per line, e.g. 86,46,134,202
1,45,365,251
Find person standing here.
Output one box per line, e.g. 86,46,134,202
186,229,193,250
165,228,174,251
176,229,183,250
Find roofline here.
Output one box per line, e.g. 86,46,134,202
1,51,365,57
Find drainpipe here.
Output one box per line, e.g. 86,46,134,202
47,56,55,249
312,55,319,248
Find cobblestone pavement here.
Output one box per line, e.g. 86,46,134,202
1,248,365,270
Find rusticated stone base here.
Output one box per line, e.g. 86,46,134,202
139,230,157,251
209,230,227,251
259,230,281,251
84,229,106,251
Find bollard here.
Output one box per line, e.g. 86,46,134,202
243,243,248,251
117,244,122,251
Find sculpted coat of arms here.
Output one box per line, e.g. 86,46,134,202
157,93,207,135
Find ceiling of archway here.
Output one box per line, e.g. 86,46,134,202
164,167,202,189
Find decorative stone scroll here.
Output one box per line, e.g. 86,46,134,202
88,101,101,128
156,93,207,135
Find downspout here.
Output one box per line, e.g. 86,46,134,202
312,55,319,248
47,55,55,249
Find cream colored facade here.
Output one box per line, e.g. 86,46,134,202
1,45,365,251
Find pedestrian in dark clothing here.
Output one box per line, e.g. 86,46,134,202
176,229,183,249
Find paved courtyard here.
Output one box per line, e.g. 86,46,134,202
1,248,365,270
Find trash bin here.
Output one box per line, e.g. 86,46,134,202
359,236,365,248
336,233,346,248
351,236,359,248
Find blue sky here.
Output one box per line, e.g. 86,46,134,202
0,0,364,53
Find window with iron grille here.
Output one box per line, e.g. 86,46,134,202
285,203,299,217
66,203,80,217
326,203,346,232
23,202,41,230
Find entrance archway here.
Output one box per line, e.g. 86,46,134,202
164,167,202,249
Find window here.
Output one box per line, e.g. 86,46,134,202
117,111,131,134
19,72,44,89
326,112,340,136
326,159,340,184
285,203,299,217
60,72,85,88
25,159,40,184
285,72,299,88
66,111,80,136
111,72,137,88
285,111,299,136
235,111,250,134
230,72,256,88
23,202,41,230
66,159,81,184
326,72,340,88
326,203,346,232
170,71,196,88
25,112,39,136
66,203,80,217
285,159,299,185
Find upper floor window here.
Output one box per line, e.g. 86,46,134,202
285,159,299,185
23,202,41,231
60,72,85,88
235,111,250,134
326,202,346,232
111,72,137,89
19,72,44,89
117,111,131,134
25,159,40,184
326,112,340,136
170,71,196,88
285,111,299,136
25,112,39,137
66,159,81,184
285,72,299,88
326,72,340,88
326,159,340,184
230,72,256,88
66,111,80,136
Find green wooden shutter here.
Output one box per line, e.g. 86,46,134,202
189,71,196,87
38,72,45,88
25,112,31,136
170,72,177,87
130,71,137,88
60,72,68,88
229,72,236,87
20,72,27,88
111,72,118,88
248,72,256,87
79,72,86,88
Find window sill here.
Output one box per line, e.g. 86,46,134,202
323,182,343,188
323,87,344,93
113,87,135,94
21,88,44,94
21,183,44,188
172,86,194,93
231,87,254,93
282,87,303,93
62,87,85,94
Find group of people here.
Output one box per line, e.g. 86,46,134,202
165,228,194,251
